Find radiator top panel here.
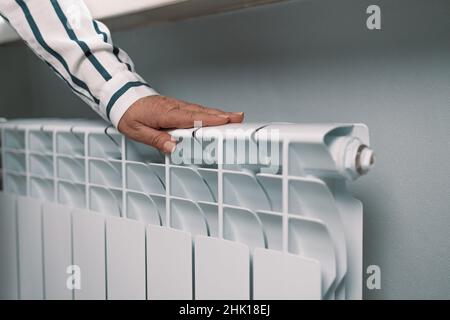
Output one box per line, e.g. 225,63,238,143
0,119,374,300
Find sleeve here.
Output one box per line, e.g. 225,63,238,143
0,0,159,128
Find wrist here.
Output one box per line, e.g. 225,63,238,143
98,70,159,128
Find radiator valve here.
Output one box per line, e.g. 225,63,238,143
330,136,375,179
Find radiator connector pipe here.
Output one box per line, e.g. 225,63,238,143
329,136,375,180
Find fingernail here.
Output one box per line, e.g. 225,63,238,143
163,141,177,154
232,112,244,116
218,114,230,119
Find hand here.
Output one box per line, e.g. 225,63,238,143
118,95,244,153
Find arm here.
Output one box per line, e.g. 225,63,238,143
0,0,243,152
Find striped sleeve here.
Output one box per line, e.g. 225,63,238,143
0,0,158,127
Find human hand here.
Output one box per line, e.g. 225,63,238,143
118,95,244,153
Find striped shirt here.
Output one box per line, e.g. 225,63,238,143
0,0,159,128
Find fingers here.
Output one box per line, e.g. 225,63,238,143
227,111,245,123
126,123,176,154
133,96,244,128
180,103,244,123
118,95,245,153
181,103,226,115
157,109,232,129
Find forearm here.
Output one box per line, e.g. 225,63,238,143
1,0,244,153
0,0,158,127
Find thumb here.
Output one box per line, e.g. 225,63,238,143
133,125,177,154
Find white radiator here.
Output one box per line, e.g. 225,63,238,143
0,119,374,300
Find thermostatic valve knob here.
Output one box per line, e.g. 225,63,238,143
329,136,375,180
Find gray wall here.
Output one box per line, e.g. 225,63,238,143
0,44,32,118
1,0,449,299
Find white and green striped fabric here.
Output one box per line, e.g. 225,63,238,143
0,0,158,127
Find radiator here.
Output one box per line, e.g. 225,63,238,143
0,119,374,300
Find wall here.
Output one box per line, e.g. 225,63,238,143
0,0,449,299
0,44,32,118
